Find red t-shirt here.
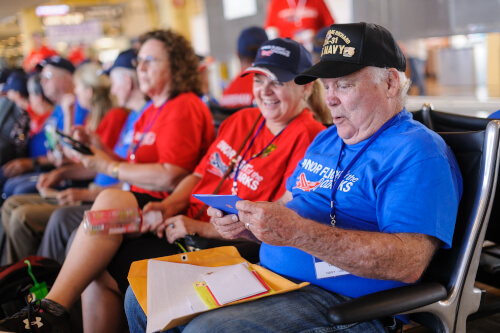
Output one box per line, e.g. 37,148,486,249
187,107,325,221
129,92,215,199
265,0,334,39
95,107,129,149
26,105,52,136
23,46,58,72
219,73,254,109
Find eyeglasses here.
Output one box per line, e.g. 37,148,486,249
40,71,54,80
132,55,166,68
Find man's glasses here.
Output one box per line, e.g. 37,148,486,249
40,71,54,80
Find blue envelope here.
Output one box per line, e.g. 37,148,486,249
192,194,243,215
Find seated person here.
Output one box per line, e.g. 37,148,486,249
1,56,89,199
0,37,327,333
124,22,463,333
36,49,149,264
1,62,129,264
219,26,268,109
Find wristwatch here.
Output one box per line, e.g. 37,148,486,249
31,157,41,172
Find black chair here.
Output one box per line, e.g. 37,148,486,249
413,103,500,245
207,101,252,134
327,120,500,333
419,102,492,132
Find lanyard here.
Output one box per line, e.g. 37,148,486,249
129,99,168,161
330,113,400,226
232,119,285,195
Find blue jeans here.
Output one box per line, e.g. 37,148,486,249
125,285,387,333
2,172,41,200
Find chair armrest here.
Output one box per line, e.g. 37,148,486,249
328,282,447,324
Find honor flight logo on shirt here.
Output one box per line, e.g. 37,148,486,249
294,158,359,192
207,140,265,191
292,173,320,192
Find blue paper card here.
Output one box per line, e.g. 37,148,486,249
192,194,242,215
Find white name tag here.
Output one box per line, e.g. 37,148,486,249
313,257,350,279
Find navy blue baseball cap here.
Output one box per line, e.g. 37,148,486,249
105,49,137,75
37,55,75,74
295,22,406,85
2,71,28,96
241,38,313,83
313,27,330,54
238,27,268,58
0,68,13,84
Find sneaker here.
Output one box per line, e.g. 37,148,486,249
0,300,71,333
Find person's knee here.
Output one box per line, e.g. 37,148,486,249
92,189,137,211
9,207,32,236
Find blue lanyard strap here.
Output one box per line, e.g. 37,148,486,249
129,99,168,159
232,119,286,194
330,112,400,226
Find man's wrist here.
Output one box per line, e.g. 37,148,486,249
31,157,40,172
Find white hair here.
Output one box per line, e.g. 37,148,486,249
366,66,411,108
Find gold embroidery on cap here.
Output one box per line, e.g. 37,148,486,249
343,47,355,57
321,29,352,57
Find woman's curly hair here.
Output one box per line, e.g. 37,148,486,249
139,30,202,99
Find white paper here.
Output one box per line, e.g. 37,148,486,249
147,260,207,333
147,260,246,333
201,262,266,305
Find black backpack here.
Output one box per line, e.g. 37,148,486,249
0,97,30,166
0,256,61,320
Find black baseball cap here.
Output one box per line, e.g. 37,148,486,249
37,55,75,74
295,22,406,85
241,38,313,83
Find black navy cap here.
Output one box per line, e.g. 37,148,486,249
241,38,313,83
295,22,406,85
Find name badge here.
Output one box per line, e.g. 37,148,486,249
313,257,350,279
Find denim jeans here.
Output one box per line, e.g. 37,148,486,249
125,284,387,333
2,172,41,200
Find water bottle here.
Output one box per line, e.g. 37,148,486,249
83,207,162,235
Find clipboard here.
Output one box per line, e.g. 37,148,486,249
128,246,309,332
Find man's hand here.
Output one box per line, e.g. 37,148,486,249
56,188,97,205
71,146,112,174
236,200,302,246
36,170,63,190
2,158,34,177
207,207,255,241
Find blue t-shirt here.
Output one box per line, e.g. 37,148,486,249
488,110,500,119
260,109,463,298
93,103,148,187
29,101,90,158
